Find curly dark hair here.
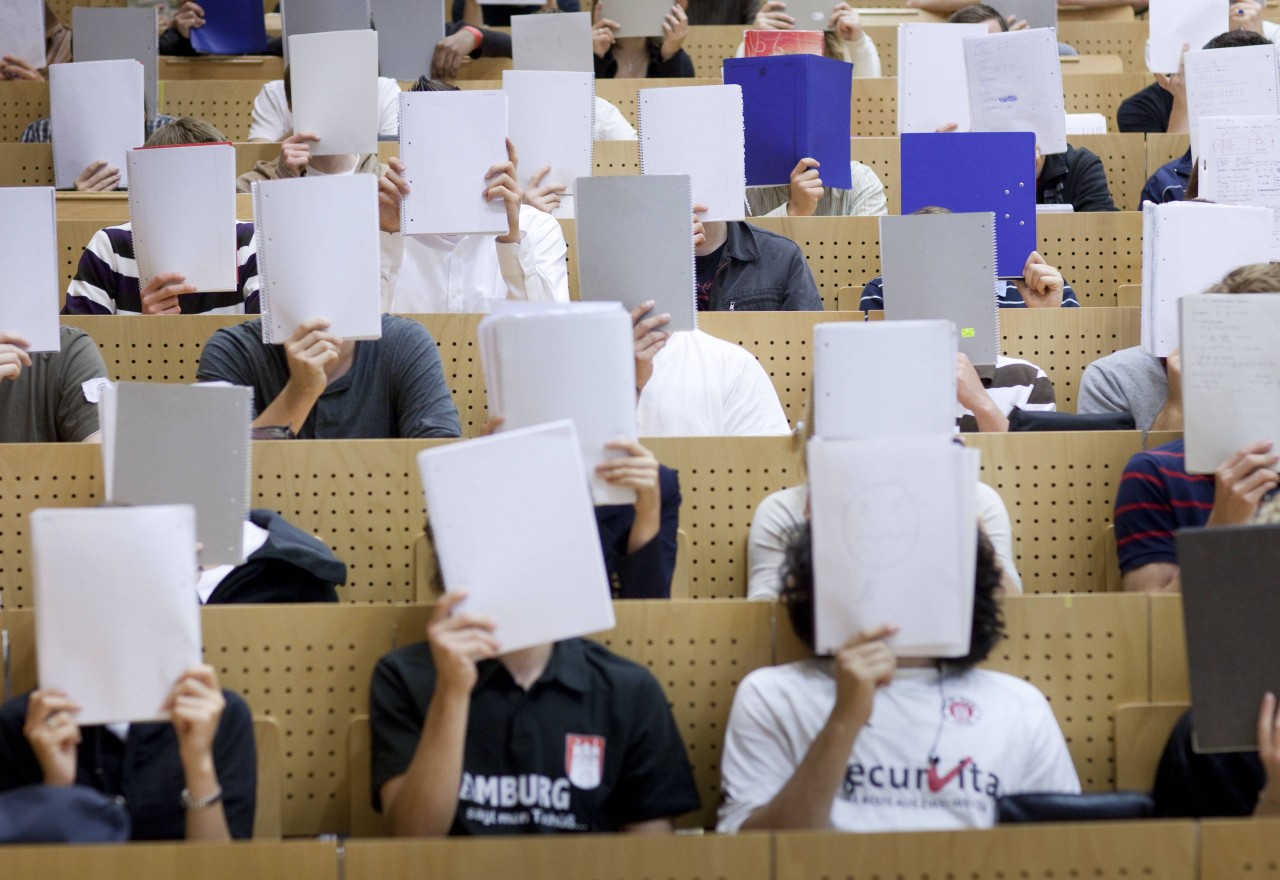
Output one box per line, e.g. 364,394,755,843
779,520,1006,675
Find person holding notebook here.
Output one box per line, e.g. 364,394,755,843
0,3,72,80
739,2,882,74
717,521,1079,833
0,328,108,443
369,591,701,836
453,0,580,27
592,0,696,78
693,206,823,312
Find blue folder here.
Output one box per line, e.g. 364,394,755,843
899,132,1037,279
723,54,853,190
191,0,269,55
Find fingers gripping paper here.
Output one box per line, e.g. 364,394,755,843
0,186,60,352
0,0,44,69
288,29,380,156
639,85,746,221
608,0,676,39
49,60,146,190
503,70,595,199
417,421,616,654
31,505,203,726
1148,0,1228,74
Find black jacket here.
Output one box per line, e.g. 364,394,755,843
701,222,823,311
1117,81,1173,134
595,41,695,79
205,509,347,604
1037,144,1118,212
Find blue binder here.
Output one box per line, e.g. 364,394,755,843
191,0,269,55
900,132,1037,279
723,54,853,190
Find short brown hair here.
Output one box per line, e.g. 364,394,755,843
144,117,226,147
948,4,1008,29
1206,263,1280,294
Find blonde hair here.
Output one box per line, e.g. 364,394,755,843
1205,263,1280,294
144,117,226,147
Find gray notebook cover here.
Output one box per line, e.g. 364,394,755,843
575,174,696,333
776,0,843,29
281,0,372,65
998,0,1057,30
880,211,999,365
1179,524,1280,753
106,383,253,568
610,0,676,39
371,0,445,81
72,8,159,120
512,11,593,72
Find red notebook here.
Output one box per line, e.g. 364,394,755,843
743,29,824,57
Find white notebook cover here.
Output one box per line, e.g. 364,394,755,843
1185,45,1280,157
813,321,957,439
281,0,372,65
608,0,675,38
0,0,45,69
810,435,979,657
49,60,145,190
72,7,159,121
1148,0,1229,73
127,144,238,294
512,11,593,72
418,421,616,654
399,89,510,236
0,186,60,352
639,84,746,221
370,0,445,81
503,70,594,200
1199,115,1280,259
479,305,638,505
964,28,1067,154
288,29,380,156
32,505,202,726
898,23,985,135
1181,294,1280,474
253,174,383,343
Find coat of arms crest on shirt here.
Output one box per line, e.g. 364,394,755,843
565,734,606,790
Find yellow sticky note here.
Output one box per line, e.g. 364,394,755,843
960,328,976,338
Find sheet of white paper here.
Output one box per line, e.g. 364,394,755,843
503,70,594,202
49,60,145,190
0,187,60,352
370,0,445,81
813,321,957,438
72,7,159,121
418,421,616,653
1148,0,1229,73
1141,201,1273,356
608,0,675,38
0,0,45,69
964,28,1067,154
1199,115,1280,259
512,11,593,72
288,29,379,156
809,435,979,657
1065,112,1107,135
1181,294,1280,474
898,24,985,135
399,90,510,235
127,144,237,293
281,0,372,65
639,84,746,221
32,505,202,726
480,306,637,505
1185,44,1280,156
253,174,383,343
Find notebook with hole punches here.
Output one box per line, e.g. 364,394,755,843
0,0,44,70
512,11,593,72
0,186,60,353
72,7,160,121
575,174,697,333
188,0,267,55
897,23,986,135
1178,524,1280,752
639,84,746,221
880,211,1000,365
371,0,445,81
900,131,1037,279
723,54,853,189
49,60,146,190
1184,44,1280,157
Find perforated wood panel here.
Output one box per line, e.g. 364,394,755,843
53,192,131,221
0,840,339,880
1147,132,1191,176
646,437,803,599
682,25,746,79
158,55,285,82
57,219,118,298
999,306,1141,413
1063,73,1152,117
1071,133,1147,213
1057,21,1149,72
749,216,882,308
596,77,723,127
862,26,1123,78
594,138,639,176
986,592,1150,790
964,432,1146,593
851,77,897,138
0,143,53,185
0,82,49,142
235,141,280,175
158,80,265,141
1201,819,1280,878
1150,592,1190,702
775,821,1195,880
850,136,898,213
1115,701,1188,791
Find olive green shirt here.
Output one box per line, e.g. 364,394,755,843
0,327,106,442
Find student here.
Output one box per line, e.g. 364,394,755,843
1034,144,1118,212
0,3,73,80
947,4,1079,56
247,76,402,143
693,205,823,311
156,1,284,56
717,522,1079,832
62,118,260,316
369,592,701,835
594,439,682,599
0,328,107,443
0,665,256,841
453,0,580,27
739,2,882,75
745,158,888,218
593,0,696,78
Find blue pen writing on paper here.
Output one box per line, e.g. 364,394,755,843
997,95,1018,103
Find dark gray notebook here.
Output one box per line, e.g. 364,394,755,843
609,0,676,39
370,0,445,82
281,0,372,65
1179,524,1280,752
880,211,999,365
575,174,696,333
72,7,159,120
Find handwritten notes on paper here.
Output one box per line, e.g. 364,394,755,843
1184,44,1280,156
964,29,1067,154
1200,115,1280,258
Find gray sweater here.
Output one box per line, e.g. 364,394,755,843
1076,346,1168,433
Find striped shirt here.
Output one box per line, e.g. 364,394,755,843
20,115,176,144
957,356,1056,433
1113,440,1214,573
860,277,1080,311
63,222,260,316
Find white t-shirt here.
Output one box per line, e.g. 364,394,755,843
637,330,790,437
594,96,637,141
718,663,1080,833
248,77,403,141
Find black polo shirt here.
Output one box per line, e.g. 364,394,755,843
369,638,700,834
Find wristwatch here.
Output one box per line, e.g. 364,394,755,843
180,786,224,810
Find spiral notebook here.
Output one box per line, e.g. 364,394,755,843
897,23,985,134
575,174,697,333
281,0,372,65
1184,44,1280,157
1140,200,1271,357
0,0,44,69
503,70,594,200
399,89,510,235
31,505,202,726
0,186,60,353
478,304,637,505
252,174,383,343
100,382,252,567
1148,0,1226,73
880,211,1000,365
371,0,445,81
417,421,616,654
288,29,379,156
127,143,237,294
49,60,145,190
964,28,1067,154
512,11,593,72
1199,115,1280,258
608,0,677,38
190,0,269,55
639,84,746,221
72,7,159,121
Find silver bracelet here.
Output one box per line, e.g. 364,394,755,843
180,786,223,811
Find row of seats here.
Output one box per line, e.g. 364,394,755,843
0,592,1193,835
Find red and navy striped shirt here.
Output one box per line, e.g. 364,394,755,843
1114,439,1214,573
